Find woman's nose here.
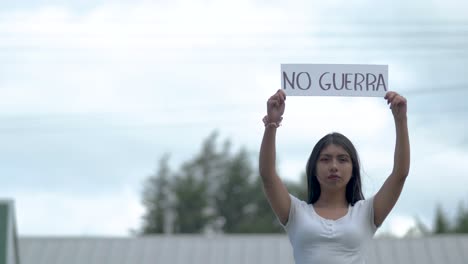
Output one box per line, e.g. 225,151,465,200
330,159,338,171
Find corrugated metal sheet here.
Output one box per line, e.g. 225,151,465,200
0,200,21,264
18,235,468,264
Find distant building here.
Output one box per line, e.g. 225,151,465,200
17,234,468,264
2,200,468,264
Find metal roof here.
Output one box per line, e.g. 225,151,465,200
17,234,468,264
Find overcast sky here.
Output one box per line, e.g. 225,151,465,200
1,0,467,237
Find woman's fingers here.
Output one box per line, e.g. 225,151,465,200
269,91,285,106
389,95,407,111
268,97,280,107
277,89,286,101
385,92,397,104
384,91,397,99
386,92,406,109
268,99,276,108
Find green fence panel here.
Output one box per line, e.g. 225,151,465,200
0,204,8,264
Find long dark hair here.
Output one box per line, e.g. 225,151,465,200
306,132,364,206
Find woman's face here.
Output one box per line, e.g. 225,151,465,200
315,143,353,190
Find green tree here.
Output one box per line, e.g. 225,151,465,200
431,199,468,235
171,132,227,233
214,148,257,233
140,131,307,234
249,177,284,233
214,147,289,233
172,162,211,233
141,154,171,234
192,132,229,185
453,201,468,233
433,204,451,234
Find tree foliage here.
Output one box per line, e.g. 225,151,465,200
141,154,171,234
434,204,450,234
452,201,468,233
432,200,468,235
140,132,304,234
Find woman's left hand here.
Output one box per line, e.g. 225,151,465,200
385,91,407,121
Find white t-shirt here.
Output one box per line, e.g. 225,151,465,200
281,194,379,264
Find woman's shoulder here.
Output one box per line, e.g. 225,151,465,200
352,196,375,209
289,193,310,208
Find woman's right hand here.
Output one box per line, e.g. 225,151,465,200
267,89,286,122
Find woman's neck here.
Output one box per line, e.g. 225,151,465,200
314,190,348,208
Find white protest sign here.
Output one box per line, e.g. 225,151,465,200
281,64,388,97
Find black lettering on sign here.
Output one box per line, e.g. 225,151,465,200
284,70,386,94
333,73,344,90
283,71,295,89
345,73,353,90
354,73,365,91
366,73,376,91
319,72,331,90
283,71,312,90
376,74,387,91
296,72,311,90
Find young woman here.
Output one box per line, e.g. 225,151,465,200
259,89,410,264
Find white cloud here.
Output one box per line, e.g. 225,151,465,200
2,0,464,116
0,0,467,236
9,188,144,235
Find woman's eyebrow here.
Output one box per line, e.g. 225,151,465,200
337,154,350,158
320,153,349,157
